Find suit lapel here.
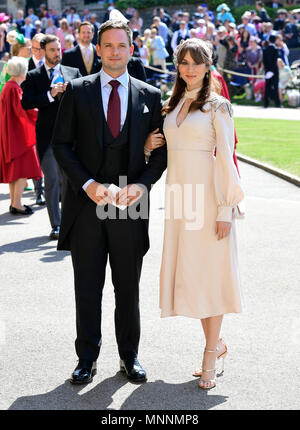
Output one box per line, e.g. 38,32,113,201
41,64,51,88
60,65,74,82
83,72,104,151
129,77,145,172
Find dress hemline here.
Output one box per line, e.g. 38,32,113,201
160,308,242,320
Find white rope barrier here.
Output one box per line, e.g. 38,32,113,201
144,64,266,79
144,64,176,75
217,66,266,79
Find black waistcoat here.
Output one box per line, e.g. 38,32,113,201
96,89,131,186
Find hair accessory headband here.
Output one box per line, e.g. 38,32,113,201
16,33,26,45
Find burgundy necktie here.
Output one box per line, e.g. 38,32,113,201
107,80,121,139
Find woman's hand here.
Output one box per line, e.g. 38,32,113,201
215,221,232,240
144,128,165,152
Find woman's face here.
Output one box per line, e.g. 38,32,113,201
242,30,250,40
65,40,72,50
151,29,157,39
178,50,208,90
19,42,31,58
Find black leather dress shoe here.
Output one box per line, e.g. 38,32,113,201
120,357,147,382
10,205,33,215
36,193,46,206
70,360,97,385
49,225,60,240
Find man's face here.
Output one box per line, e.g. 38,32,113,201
31,39,44,60
28,8,33,15
78,24,94,45
97,29,133,76
45,41,61,66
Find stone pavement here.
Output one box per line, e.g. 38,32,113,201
232,104,300,120
0,160,300,410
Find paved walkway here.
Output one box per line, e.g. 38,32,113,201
233,104,300,120
0,161,300,410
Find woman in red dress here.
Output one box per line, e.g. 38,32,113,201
0,57,42,215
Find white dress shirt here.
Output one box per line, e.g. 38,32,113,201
82,68,129,192
32,55,45,68
24,25,33,39
171,28,189,52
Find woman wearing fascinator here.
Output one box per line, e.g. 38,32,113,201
0,31,31,95
145,38,244,389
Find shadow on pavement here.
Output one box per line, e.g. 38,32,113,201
0,236,69,262
0,192,10,201
8,373,228,410
0,205,45,225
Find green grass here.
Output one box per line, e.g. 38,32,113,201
234,118,300,177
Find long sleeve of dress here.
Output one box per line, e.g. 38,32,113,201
212,98,244,222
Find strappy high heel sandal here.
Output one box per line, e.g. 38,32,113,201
193,338,227,377
198,349,217,390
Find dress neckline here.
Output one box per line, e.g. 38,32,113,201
184,87,200,100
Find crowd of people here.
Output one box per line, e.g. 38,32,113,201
1,2,299,102
0,2,299,234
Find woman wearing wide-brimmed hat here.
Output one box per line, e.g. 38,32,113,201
216,4,235,24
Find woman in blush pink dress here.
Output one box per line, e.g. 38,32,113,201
147,39,244,390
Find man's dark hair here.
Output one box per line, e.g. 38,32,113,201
97,19,132,46
269,35,276,44
256,1,264,6
40,35,60,50
79,21,94,33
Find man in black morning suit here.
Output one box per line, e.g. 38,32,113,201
21,35,81,240
52,20,167,384
61,21,101,77
263,34,281,108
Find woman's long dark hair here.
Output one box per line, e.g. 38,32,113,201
162,38,220,116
